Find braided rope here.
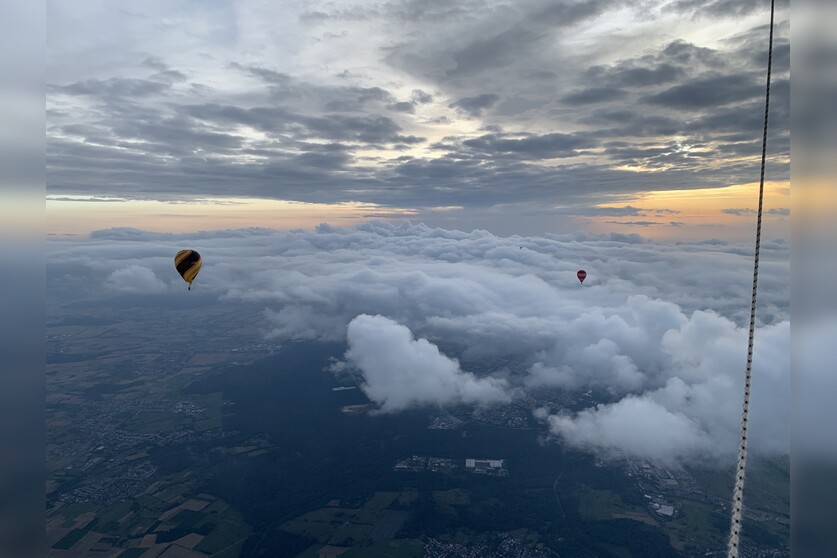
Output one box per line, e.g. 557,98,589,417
726,1,775,556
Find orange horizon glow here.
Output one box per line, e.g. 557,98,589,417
47,181,790,241
46,196,420,236
582,181,790,240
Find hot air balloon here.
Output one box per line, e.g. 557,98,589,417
577,269,587,283
175,250,202,290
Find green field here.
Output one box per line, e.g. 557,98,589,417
577,489,643,521
296,538,424,558
685,458,789,550
280,491,416,547
194,518,251,555
282,508,360,542
343,539,425,557
665,500,727,551
687,457,789,515
52,528,87,550
191,392,223,431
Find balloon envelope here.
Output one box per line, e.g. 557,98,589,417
577,269,587,283
175,250,202,289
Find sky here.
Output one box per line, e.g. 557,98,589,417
42,0,809,466
46,0,790,240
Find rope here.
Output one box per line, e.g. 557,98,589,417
726,1,775,556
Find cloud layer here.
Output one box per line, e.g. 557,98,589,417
47,1,789,220
105,265,167,294
48,221,793,463
543,315,789,462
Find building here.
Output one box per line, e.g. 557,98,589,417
656,505,675,517
465,458,507,476
465,458,504,469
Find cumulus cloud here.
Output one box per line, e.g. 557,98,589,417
105,265,167,293
548,398,712,463
338,314,510,413
540,314,789,462
47,221,792,463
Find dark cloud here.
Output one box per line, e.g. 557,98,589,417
581,111,681,137
46,3,789,219
660,40,726,68
232,62,406,114
585,62,685,88
410,89,433,104
47,196,126,203
666,0,789,18
606,220,675,226
445,29,530,79
448,93,500,116
183,103,420,145
462,132,597,159
49,78,171,98
645,74,762,109
387,101,416,114
555,206,680,218
323,87,395,112
684,79,789,141
384,0,615,82
562,87,627,105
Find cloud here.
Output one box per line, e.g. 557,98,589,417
448,93,500,117
540,312,789,463
461,132,597,159
666,0,789,18
584,62,685,88
46,196,126,203
105,265,167,293
561,87,627,105
338,314,510,413
547,398,712,463
410,89,433,104
60,221,789,328
722,207,790,216
387,101,416,114
644,74,762,109
46,2,788,216
605,220,683,227
554,206,647,217
48,222,791,463
49,77,171,98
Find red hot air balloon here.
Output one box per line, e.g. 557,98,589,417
577,269,587,283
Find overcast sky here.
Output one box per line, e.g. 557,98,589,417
46,0,789,239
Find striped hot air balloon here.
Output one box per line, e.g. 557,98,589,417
174,250,202,290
